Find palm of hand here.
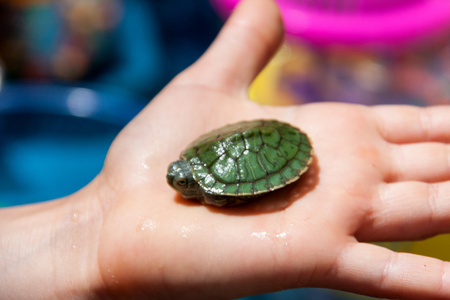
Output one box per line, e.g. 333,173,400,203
93,1,450,299
97,83,449,299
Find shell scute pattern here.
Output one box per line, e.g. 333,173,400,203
181,120,313,197
211,155,237,183
243,129,263,152
224,133,245,159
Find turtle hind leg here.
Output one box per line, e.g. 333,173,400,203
201,194,232,207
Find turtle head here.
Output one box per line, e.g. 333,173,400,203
167,160,201,199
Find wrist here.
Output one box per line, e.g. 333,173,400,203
0,178,105,299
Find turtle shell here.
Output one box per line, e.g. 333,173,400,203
181,120,313,197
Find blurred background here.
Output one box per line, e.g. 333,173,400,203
1,0,450,299
0,0,222,207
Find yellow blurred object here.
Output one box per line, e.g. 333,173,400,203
249,44,301,106
409,234,450,260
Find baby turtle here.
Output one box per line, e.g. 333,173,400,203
167,120,313,207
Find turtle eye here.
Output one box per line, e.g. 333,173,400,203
177,178,187,186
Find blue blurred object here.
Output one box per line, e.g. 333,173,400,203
239,288,364,300
0,0,223,207
0,83,144,207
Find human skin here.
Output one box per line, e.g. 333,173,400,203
2,0,450,299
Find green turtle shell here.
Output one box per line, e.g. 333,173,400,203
181,120,313,197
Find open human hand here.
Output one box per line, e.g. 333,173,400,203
2,0,450,299
94,0,450,299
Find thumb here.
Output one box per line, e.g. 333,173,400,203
178,0,284,97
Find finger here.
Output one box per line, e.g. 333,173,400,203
176,0,284,96
356,182,450,241
373,105,450,144
327,242,450,299
385,142,450,182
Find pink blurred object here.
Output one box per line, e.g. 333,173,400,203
210,0,450,48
